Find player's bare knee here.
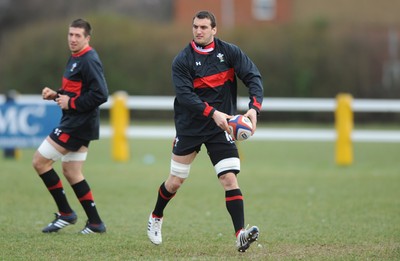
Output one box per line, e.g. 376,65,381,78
219,172,239,190
166,175,185,192
32,160,42,173
32,151,51,174
32,152,40,170
166,181,181,193
61,165,70,176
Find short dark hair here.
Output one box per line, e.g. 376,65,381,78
70,18,92,36
193,11,217,28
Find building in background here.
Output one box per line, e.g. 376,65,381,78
173,0,293,28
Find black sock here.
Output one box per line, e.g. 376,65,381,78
40,169,73,214
225,189,244,234
153,182,176,217
71,180,102,224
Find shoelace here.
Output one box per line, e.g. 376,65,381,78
153,218,161,232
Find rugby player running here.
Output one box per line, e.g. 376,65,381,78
147,10,264,252
32,19,108,234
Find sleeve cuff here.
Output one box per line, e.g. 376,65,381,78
203,102,215,117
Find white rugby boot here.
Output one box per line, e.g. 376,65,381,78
236,225,259,252
147,213,163,245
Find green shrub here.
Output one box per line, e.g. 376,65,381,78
1,13,398,101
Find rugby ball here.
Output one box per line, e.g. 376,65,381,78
228,115,253,141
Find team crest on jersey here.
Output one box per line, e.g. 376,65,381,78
217,53,225,63
54,128,62,136
174,136,180,147
70,62,77,72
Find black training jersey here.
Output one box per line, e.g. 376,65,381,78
172,38,264,136
56,46,108,141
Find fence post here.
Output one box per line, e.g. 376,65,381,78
335,93,353,166
110,91,129,162
3,90,21,159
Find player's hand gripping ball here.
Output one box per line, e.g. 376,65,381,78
228,115,253,141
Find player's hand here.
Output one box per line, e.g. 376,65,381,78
42,87,57,100
55,94,70,110
212,110,232,133
244,108,257,134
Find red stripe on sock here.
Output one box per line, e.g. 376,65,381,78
48,180,63,190
79,191,94,202
159,188,175,200
152,213,162,219
226,195,243,202
59,211,73,216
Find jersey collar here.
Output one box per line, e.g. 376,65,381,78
191,40,215,54
72,46,92,57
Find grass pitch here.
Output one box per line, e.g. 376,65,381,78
0,138,399,260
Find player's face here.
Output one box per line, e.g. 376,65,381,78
68,27,90,54
192,17,216,46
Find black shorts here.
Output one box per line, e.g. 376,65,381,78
172,131,239,167
49,128,90,151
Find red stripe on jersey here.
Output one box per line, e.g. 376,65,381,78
203,102,214,117
193,68,235,89
62,77,82,94
226,195,244,202
48,180,63,190
62,77,81,110
79,191,94,202
252,96,262,111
